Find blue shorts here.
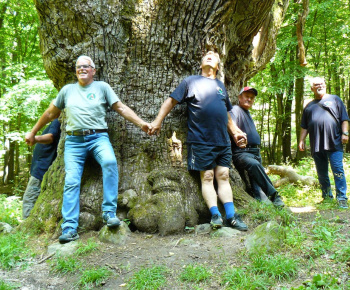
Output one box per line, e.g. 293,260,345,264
187,143,232,171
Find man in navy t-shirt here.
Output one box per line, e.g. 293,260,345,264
150,51,248,231
229,87,284,207
299,77,349,209
22,119,61,218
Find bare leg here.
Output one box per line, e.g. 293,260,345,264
215,166,233,204
200,169,217,208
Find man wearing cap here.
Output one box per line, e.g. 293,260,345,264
25,55,151,243
299,77,349,209
230,87,285,207
149,51,248,231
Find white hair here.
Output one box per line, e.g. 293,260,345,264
76,55,95,68
309,77,325,87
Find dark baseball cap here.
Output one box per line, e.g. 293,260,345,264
239,86,258,96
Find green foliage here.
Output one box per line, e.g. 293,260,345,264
75,238,99,256
0,194,22,226
243,200,296,226
285,224,308,250
51,255,81,274
249,253,298,281
79,267,111,288
127,265,168,289
179,264,212,283
0,231,30,270
0,279,16,290
333,245,350,263
221,267,271,289
292,273,342,289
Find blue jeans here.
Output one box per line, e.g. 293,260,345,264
313,150,347,201
61,132,118,230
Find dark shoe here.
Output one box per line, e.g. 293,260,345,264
227,213,248,231
59,227,79,244
338,200,348,209
210,214,223,229
270,193,285,207
102,211,121,228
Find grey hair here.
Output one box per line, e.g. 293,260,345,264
309,77,325,87
76,55,95,68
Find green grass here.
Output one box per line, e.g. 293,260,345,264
0,231,30,270
51,255,81,274
221,267,271,289
249,253,298,281
179,264,212,282
291,273,343,290
0,279,16,290
79,266,111,288
0,194,22,226
242,199,296,226
75,238,99,256
127,265,168,289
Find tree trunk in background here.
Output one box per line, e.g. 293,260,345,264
282,80,293,162
295,75,307,160
25,0,290,235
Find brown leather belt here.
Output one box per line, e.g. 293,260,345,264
66,129,108,136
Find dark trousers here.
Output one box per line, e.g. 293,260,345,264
232,148,277,198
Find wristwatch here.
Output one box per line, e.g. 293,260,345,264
342,131,349,136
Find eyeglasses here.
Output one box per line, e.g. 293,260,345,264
76,65,94,69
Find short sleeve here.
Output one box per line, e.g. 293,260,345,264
170,79,188,104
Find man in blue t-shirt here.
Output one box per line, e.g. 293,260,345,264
299,77,349,209
229,87,284,207
22,119,61,219
150,51,248,231
25,55,151,243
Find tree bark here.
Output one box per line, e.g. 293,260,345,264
25,0,290,235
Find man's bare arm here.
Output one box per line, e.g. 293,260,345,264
150,97,178,135
298,128,308,151
112,101,151,133
227,113,247,148
25,103,61,146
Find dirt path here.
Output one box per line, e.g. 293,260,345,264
1,208,350,289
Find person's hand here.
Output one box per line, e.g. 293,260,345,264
140,122,152,134
149,120,162,136
25,132,36,146
342,134,349,144
233,133,247,148
298,140,305,151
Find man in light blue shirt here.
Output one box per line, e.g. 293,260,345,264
25,56,151,243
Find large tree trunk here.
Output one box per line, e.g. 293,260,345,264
25,0,289,235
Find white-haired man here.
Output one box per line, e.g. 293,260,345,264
299,77,349,208
25,55,151,243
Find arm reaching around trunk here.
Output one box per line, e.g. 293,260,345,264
150,97,178,136
25,103,61,146
112,101,151,134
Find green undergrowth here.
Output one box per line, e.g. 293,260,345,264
127,265,169,289
0,194,22,226
0,230,31,270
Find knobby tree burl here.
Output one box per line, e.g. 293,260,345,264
25,0,289,236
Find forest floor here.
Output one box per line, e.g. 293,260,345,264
1,201,350,290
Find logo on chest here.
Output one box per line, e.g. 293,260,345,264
217,87,225,97
86,93,96,100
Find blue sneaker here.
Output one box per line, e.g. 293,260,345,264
102,211,121,228
59,227,79,244
210,214,223,229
